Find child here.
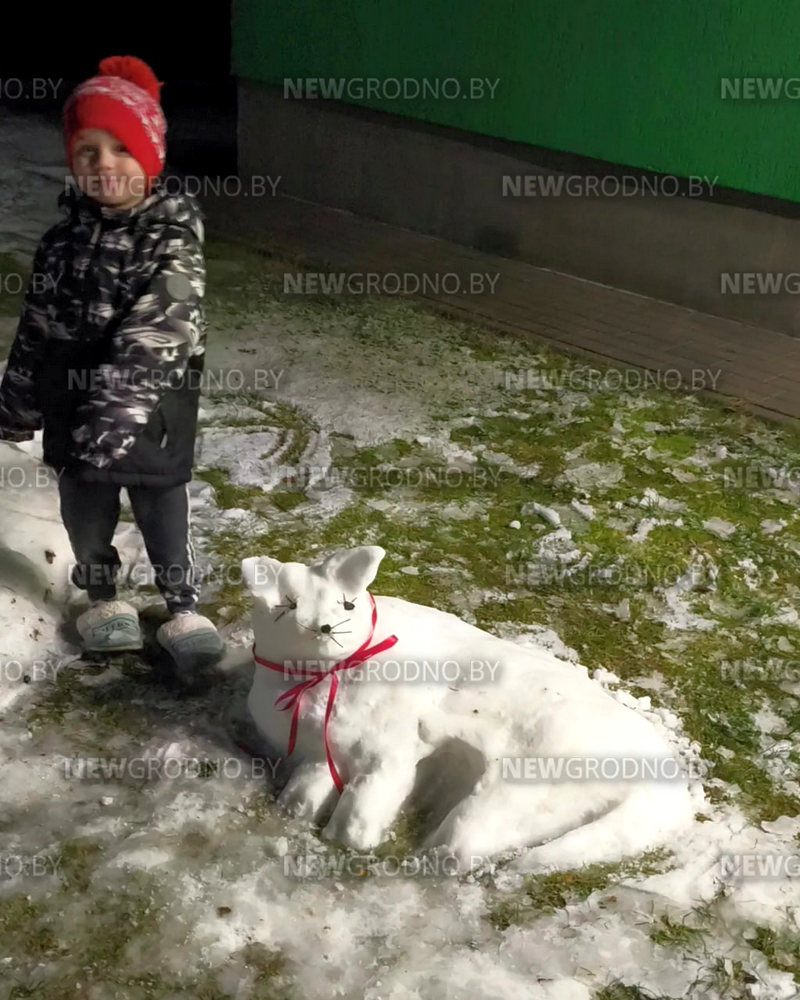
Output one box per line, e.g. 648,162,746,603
0,55,224,676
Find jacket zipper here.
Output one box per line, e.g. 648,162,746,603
80,219,104,330
79,212,169,450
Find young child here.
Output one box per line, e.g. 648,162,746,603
0,55,224,675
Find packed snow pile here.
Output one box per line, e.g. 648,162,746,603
0,437,75,606
243,545,700,871
0,437,80,712
0,435,151,712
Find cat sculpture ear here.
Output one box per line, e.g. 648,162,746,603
241,555,283,602
316,545,386,595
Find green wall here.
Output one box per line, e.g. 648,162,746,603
232,0,800,202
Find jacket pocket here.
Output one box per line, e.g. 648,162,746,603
142,403,167,448
158,405,168,449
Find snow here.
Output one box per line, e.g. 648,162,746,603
602,598,631,622
633,487,687,512
569,498,595,520
703,516,737,540
196,424,332,491
534,527,584,568
559,461,624,492
737,557,761,590
522,501,561,526
765,606,800,626
3,108,800,999
244,546,697,871
0,408,793,998
0,108,66,258
648,552,719,632
629,516,671,543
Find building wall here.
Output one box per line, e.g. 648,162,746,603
233,0,800,202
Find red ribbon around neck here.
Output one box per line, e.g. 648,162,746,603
251,592,398,793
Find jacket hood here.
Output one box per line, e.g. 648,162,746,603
57,175,204,241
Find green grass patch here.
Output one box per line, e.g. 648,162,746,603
0,863,293,998
648,914,707,950
748,925,800,983
487,849,672,930
594,985,675,1000
195,466,267,511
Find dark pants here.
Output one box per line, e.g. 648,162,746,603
58,476,199,615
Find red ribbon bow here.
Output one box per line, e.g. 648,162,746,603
252,592,398,793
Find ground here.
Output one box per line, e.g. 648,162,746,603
3,129,800,997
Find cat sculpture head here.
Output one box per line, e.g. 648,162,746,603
241,545,387,668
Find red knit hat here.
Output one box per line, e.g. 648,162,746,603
63,56,167,188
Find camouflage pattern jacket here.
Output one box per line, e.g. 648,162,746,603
0,176,207,486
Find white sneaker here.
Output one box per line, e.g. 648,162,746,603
156,611,225,673
76,599,143,652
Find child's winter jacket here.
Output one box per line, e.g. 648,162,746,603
0,177,207,487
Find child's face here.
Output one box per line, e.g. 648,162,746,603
70,128,148,210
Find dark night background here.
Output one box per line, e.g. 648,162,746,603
0,5,237,175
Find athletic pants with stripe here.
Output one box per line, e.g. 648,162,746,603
58,475,199,615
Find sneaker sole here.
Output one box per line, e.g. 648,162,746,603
157,631,226,672
83,641,144,653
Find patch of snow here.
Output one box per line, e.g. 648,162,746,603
764,606,799,626
220,507,250,520
570,499,595,520
522,502,561,526
492,622,580,663
634,488,687,512
736,558,761,591
559,462,624,492
613,598,631,621
629,517,672,543
198,400,266,424
437,500,486,521
197,427,332,492
703,517,737,540
754,705,789,736
564,442,589,462
306,484,356,518
669,466,697,483
652,555,718,631
535,528,584,567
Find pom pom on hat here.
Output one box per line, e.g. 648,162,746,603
96,55,163,101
